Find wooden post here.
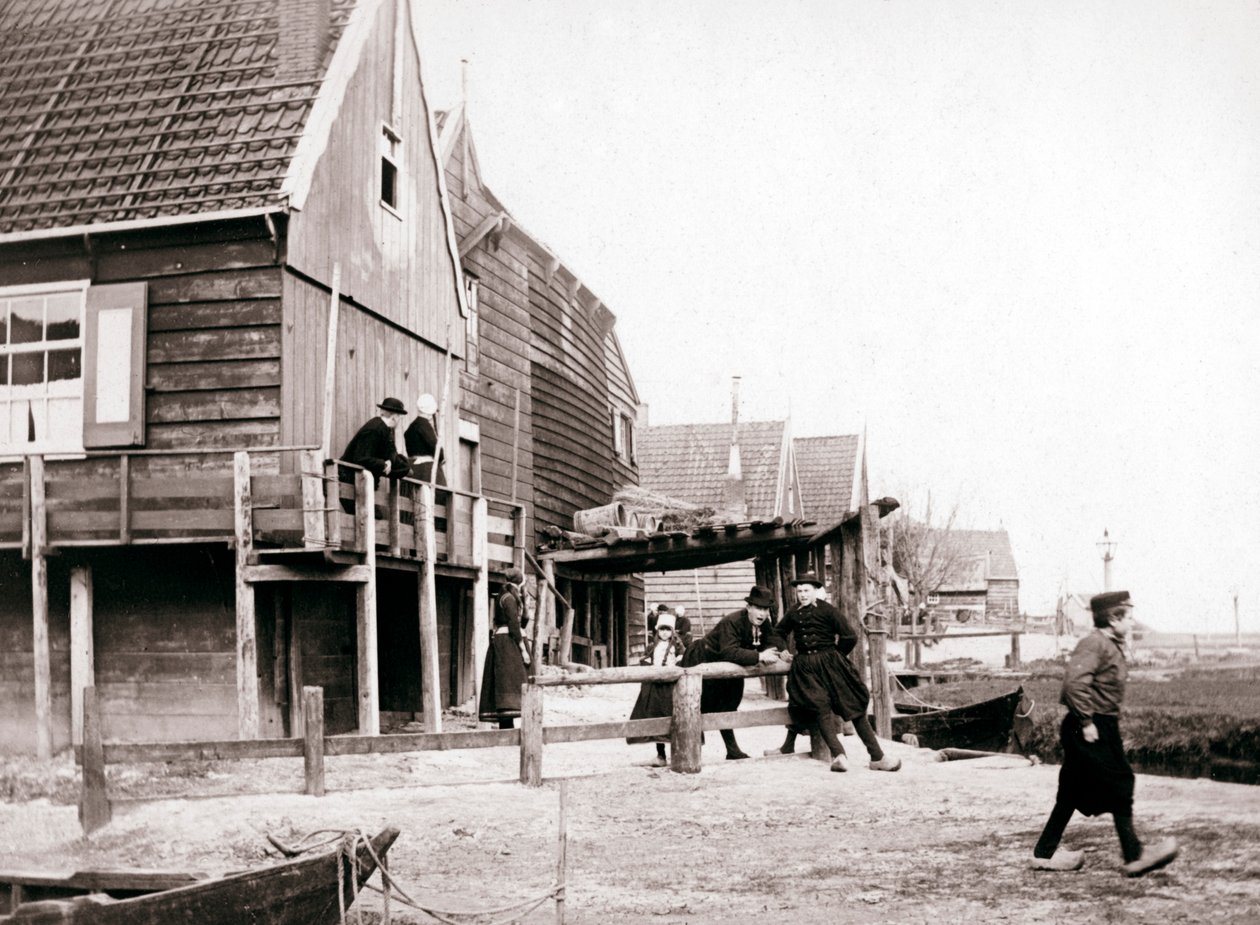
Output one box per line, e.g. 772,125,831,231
868,629,891,738
117,454,131,544
509,387,521,503
1009,632,1021,669
355,471,380,735
303,686,325,797
535,558,555,670
512,505,526,571
29,455,52,759
233,452,260,740
671,672,703,773
859,501,892,739
300,449,326,548
472,497,489,704
70,566,94,748
556,779,567,925
519,683,544,786
418,483,441,733
79,686,110,834
386,479,401,555
324,461,343,549
557,589,575,667
320,263,341,462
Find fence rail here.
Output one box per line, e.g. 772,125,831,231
75,663,802,832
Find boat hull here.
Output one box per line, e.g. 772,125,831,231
889,687,1024,752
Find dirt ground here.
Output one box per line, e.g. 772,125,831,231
4,666,1260,925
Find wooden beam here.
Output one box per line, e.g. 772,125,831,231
509,387,521,503
78,687,110,834
300,448,325,548
242,564,372,583
532,558,554,673
860,502,892,738
233,451,259,740
458,211,506,257
519,683,543,786
117,454,130,544
670,673,703,773
557,578,575,666
29,455,52,759
302,686,325,797
70,566,94,748
324,460,343,549
319,264,341,461
512,505,526,572
472,497,489,706
418,483,441,732
355,470,380,735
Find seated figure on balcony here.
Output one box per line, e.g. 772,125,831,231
340,397,412,486
403,392,446,486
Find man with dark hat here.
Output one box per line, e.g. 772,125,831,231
1030,590,1179,875
680,586,785,760
340,397,412,484
771,572,900,772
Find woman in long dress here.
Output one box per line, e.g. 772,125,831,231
478,568,530,728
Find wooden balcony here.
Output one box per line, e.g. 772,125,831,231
0,447,523,572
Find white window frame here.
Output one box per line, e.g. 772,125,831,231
379,122,403,218
0,280,88,457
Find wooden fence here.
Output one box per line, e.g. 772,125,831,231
76,662,813,833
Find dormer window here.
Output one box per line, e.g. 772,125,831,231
380,122,402,214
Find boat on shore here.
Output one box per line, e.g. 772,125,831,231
0,826,398,924
890,687,1026,752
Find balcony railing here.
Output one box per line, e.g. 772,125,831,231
0,447,523,572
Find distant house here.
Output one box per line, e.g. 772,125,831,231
0,0,524,756
927,529,1021,621
435,102,643,669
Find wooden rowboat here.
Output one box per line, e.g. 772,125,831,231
0,826,398,924
891,687,1025,752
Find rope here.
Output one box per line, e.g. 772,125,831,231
890,672,944,710
1014,696,1036,719
271,827,562,925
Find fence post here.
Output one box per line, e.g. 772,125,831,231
303,686,326,797
233,451,259,740
1009,632,1021,669
79,687,110,834
868,629,892,739
671,672,703,773
520,683,544,787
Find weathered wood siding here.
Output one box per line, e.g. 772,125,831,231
641,560,756,656
444,124,535,535
286,0,462,352
280,272,451,457
986,579,1021,618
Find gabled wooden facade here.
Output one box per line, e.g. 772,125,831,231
0,0,521,757
437,105,643,668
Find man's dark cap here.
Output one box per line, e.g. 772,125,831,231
1089,590,1132,613
745,586,776,608
377,397,406,414
656,603,673,613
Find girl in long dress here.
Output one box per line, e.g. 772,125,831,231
627,611,685,766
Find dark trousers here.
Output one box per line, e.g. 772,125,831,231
1034,799,1143,863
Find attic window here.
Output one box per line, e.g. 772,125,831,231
380,123,402,214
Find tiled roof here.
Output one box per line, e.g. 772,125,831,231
638,420,785,517
793,434,859,524
932,528,1019,590
0,0,355,236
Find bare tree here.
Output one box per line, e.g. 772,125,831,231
886,492,969,611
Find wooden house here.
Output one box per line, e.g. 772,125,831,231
924,529,1021,622
435,103,643,670
0,0,524,757
638,417,810,634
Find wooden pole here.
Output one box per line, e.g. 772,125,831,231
303,686,325,797
1009,632,1021,669
430,332,454,492
386,479,401,556
418,484,441,732
513,505,526,571
79,686,110,834
29,455,51,759
70,566,94,748
509,387,521,503
557,578,575,666
300,449,326,548
519,683,544,786
233,451,259,740
325,461,343,549
859,501,892,739
472,498,489,704
319,263,341,462
535,558,556,670
671,672,703,773
556,779,568,925
117,454,131,544
356,470,381,736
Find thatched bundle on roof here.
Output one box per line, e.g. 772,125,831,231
614,485,717,532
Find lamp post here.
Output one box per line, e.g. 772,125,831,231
1097,528,1116,592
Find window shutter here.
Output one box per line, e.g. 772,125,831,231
82,282,147,448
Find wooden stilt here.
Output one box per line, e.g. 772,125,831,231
859,501,893,739
29,456,52,759
671,672,703,773
471,497,489,705
418,484,441,733
1009,632,1021,669
233,452,260,740
519,683,543,786
303,686,325,797
356,471,381,735
70,566,94,748
79,687,110,834
557,577,575,666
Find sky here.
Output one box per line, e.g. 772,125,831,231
413,0,1260,633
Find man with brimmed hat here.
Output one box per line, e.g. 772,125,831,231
680,585,785,760
340,397,411,485
1030,590,1179,876
770,572,901,772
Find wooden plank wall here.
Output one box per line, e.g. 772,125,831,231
985,579,1021,618
281,273,449,458
444,125,535,537
639,561,756,656
0,552,71,754
286,0,462,351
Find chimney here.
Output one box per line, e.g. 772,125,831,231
723,377,746,518
276,0,331,83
